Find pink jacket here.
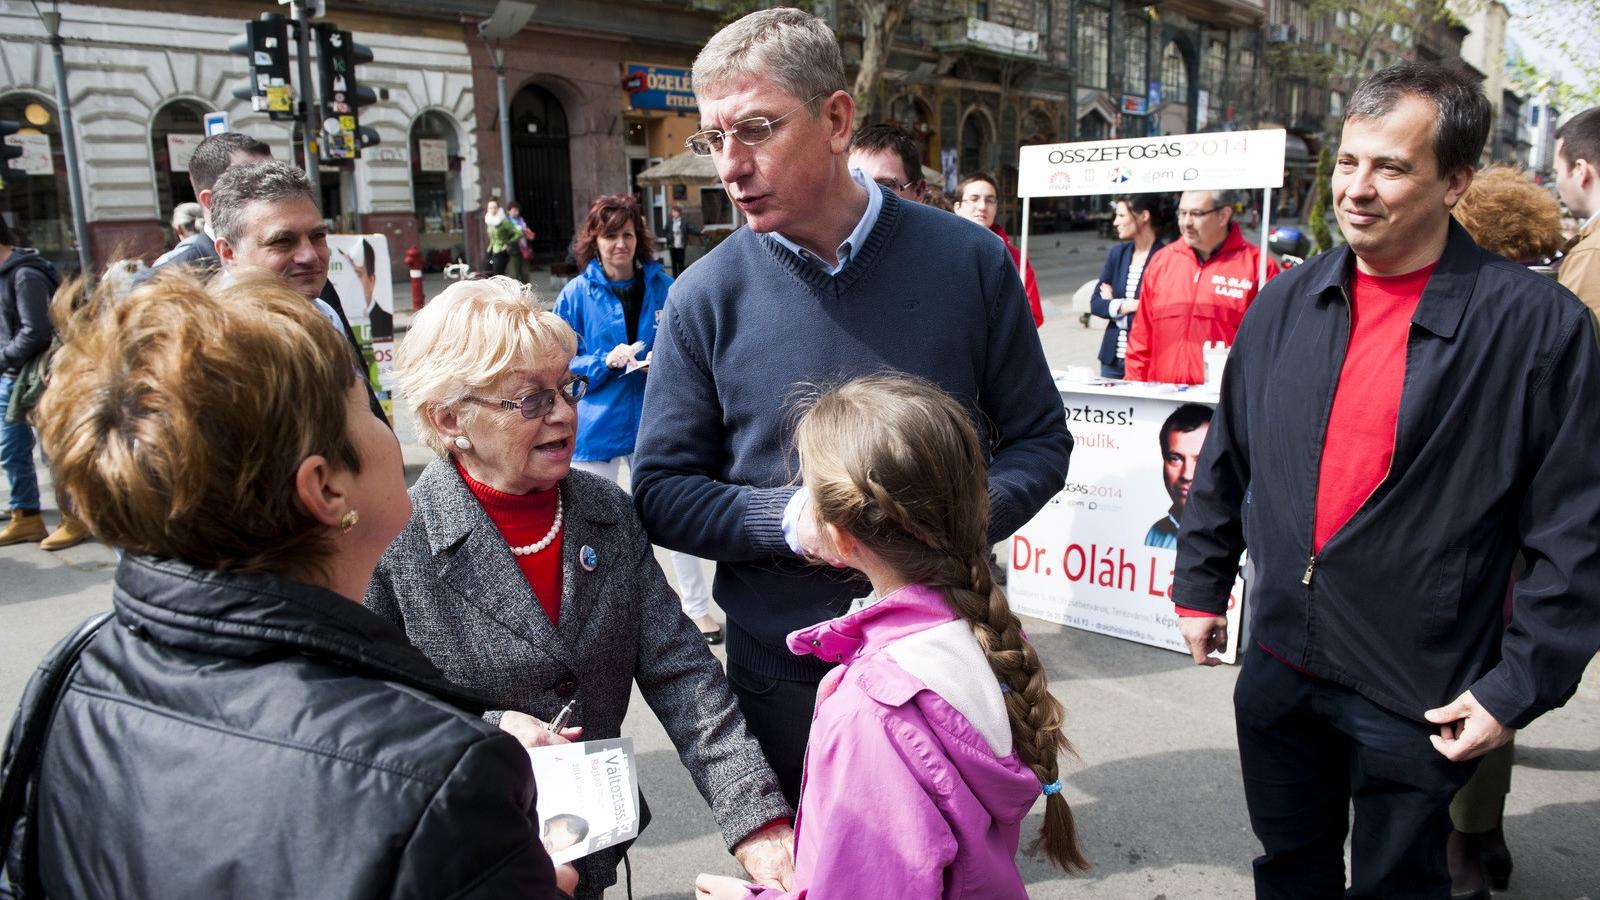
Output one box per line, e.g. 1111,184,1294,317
746,584,1042,899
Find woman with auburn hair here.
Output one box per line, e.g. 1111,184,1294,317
1,271,574,898
370,276,794,900
695,374,1088,900
952,172,1044,327
554,194,722,643
1453,164,1565,266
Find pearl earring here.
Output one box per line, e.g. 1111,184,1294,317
454,436,472,451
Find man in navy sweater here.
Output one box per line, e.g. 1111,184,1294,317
632,7,1073,809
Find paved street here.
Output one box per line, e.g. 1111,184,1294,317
3,230,1597,898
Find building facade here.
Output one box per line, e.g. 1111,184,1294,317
0,0,481,277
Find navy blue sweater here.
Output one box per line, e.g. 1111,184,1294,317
632,189,1073,681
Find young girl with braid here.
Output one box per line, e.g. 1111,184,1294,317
694,374,1088,899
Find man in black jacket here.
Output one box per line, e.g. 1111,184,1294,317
0,217,58,546
134,132,271,285
1174,62,1600,898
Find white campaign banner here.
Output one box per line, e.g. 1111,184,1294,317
1016,129,1286,198
1007,384,1244,663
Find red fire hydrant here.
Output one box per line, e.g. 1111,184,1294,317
405,245,426,309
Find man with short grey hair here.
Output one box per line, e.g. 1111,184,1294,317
1125,188,1277,383
212,160,387,423
633,3,1071,828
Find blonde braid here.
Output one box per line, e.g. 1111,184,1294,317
936,552,1088,872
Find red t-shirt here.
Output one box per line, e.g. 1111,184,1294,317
1175,261,1434,620
1313,262,1435,550
457,461,564,625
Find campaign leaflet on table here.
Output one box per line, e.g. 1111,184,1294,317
526,737,640,865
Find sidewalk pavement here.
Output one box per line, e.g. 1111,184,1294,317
3,230,1595,898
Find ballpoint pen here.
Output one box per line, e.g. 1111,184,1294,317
546,699,577,733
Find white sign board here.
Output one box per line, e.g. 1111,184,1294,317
1007,382,1244,663
1016,128,1286,198
203,110,229,136
418,138,448,172
166,134,204,173
327,234,396,416
5,133,52,175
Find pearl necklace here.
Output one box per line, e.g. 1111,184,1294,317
508,493,563,556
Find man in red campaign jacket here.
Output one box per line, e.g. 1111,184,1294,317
1124,189,1278,384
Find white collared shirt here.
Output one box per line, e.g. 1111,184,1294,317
767,168,883,276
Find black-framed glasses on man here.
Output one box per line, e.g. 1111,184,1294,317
685,94,825,157
1176,207,1226,221
465,376,589,420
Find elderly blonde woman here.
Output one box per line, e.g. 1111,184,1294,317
3,271,573,897
366,276,794,899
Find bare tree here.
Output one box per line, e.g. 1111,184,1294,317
849,0,917,128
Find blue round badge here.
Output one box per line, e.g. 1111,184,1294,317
580,545,598,571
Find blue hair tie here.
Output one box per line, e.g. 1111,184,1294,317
1041,779,1063,797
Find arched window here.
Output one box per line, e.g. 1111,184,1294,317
0,94,75,272
150,99,212,241
410,111,465,262
1078,109,1110,142
1021,108,1054,146
960,111,991,176
1161,42,1190,106
889,94,934,167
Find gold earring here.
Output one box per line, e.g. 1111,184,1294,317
340,510,360,533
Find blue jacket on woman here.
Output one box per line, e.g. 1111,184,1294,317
554,258,672,462
1090,237,1168,374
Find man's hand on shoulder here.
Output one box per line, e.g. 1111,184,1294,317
1424,689,1515,762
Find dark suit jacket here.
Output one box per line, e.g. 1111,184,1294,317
1091,237,1169,371
132,231,218,287
366,462,790,898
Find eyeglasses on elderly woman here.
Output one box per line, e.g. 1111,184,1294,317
465,376,589,420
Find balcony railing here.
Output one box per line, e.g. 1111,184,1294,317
932,17,1043,60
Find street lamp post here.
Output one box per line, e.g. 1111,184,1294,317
478,1,536,207
33,2,93,280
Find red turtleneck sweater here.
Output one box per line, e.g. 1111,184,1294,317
457,460,564,625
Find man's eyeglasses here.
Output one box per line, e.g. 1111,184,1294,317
960,195,999,207
872,177,919,192
685,94,824,157
1177,207,1225,221
465,376,589,420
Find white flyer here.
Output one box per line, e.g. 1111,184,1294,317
526,737,640,865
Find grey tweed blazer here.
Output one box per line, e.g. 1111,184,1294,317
366,460,790,895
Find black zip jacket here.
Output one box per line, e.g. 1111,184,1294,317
2,555,568,899
1174,220,1600,729
0,249,58,374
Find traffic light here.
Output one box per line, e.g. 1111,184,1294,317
314,24,380,162
1,120,23,190
229,14,296,122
